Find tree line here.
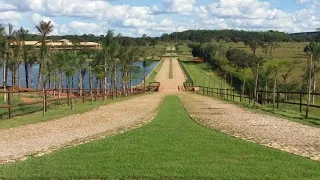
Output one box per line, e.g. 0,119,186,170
9,29,320,47
162,30,320,43
0,21,162,102
190,39,320,118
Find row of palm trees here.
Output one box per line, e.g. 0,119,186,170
0,21,159,102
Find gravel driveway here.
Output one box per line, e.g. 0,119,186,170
179,93,320,161
0,93,165,164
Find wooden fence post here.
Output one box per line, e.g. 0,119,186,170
277,91,280,109
232,89,235,101
71,91,74,110
8,89,12,119
240,91,242,102
42,87,46,116
67,88,70,106
226,89,229,100
45,89,48,112
299,90,302,113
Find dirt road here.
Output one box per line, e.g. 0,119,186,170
0,93,164,164
156,57,185,92
179,93,320,160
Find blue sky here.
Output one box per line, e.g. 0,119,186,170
0,0,319,37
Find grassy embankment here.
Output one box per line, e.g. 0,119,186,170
180,57,320,127
0,96,319,179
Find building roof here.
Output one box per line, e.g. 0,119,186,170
11,39,101,49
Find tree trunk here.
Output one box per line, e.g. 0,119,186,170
89,67,93,104
69,78,73,110
78,70,83,97
104,58,107,100
17,65,21,95
3,58,7,102
71,76,74,90
242,78,246,97
306,54,313,118
24,63,29,88
67,76,70,106
37,64,42,89
312,71,316,104
113,62,117,99
254,63,260,106
265,79,268,104
58,72,62,98
273,74,277,111
12,67,16,90
53,72,56,98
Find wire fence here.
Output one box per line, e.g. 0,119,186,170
183,83,320,118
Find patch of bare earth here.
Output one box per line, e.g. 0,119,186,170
0,93,164,164
179,93,320,161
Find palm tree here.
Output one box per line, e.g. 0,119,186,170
16,27,31,88
35,20,53,89
118,44,139,96
76,53,88,97
1,23,14,101
101,30,114,98
9,36,21,90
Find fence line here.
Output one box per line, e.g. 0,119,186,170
184,84,320,118
0,87,149,119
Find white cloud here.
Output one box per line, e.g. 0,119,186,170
163,0,196,14
0,11,22,22
195,0,320,32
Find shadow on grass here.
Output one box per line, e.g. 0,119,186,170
237,101,320,127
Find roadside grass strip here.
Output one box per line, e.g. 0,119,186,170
169,58,173,79
0,96,319,179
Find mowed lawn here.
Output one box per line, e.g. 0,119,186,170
0,96,319,179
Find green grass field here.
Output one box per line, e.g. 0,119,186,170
180,58,232,89
0,96,319,179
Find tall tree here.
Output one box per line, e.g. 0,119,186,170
35,20,53,89
265,59,287,110
2,24,14,101
17,27,30,88
304,42,320,118
244,38,263,55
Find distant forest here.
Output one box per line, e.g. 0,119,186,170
25,30,320,44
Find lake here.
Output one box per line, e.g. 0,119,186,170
0,61,160,89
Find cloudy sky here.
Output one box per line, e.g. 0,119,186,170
0,0,319,37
